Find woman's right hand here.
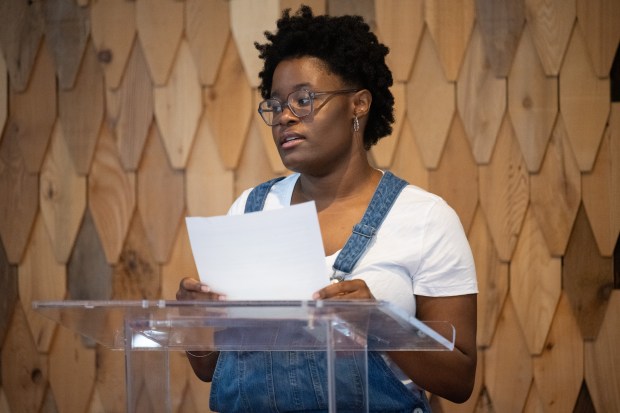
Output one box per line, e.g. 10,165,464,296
176,277,226,301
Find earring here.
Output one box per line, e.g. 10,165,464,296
353,116,360,132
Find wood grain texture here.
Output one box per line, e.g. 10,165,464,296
281,0,326,14
530,118,581,256
0,52,6,139
375,0,424,82
161,219,199,300
186,115,235,217
17,215,66,352
185,0,230,86
406,30,455,169
388,119,429,190
106,40,154,172
468,207,509,348
0,305,47,413
94,344,126,412
58,41,104,175
429,115,478,232
508,27,558,173
0,0,44,92
560,27,610,172
10,40,56,174
229,0,279,87
563,205,613,339
457,25,506,165
48,327,96,413
611,104,620,249
0,121,39,264
510,208,562,355
484,298,533,413
135,0,183,85
42,0,90,90
525,0,576,76
576,0,620,78
584,291,620,413
475,0,526,77
137,126,185,263
425,0,475,81
532,293,583,413
153,40,202,169
90,0,136,89
0,241,18,347
88,123,136,264
370,83,405,169
479,118,530,262
67,209,113,301
204,39,253,170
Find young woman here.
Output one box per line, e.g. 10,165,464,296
177,6,477,412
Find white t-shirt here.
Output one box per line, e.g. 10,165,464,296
228,173,478,316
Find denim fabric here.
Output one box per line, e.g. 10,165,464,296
213,171,430,412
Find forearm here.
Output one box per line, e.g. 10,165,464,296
186,351,220,382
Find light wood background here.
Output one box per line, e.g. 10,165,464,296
0,0,619,412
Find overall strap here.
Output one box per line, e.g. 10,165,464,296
244,177,286,213
332,171,409,278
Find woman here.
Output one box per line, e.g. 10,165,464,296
177,6,477,412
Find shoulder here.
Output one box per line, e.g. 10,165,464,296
227,174,299,215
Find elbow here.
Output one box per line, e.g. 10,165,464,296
441,362,477,403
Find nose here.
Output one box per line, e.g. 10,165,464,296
276,103,299,125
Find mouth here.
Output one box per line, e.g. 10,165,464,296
279,132,305,149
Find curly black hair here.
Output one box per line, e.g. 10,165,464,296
255,5,394,149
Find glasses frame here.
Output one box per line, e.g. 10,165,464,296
257,88,360,126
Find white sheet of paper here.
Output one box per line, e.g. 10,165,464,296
186,202,330,300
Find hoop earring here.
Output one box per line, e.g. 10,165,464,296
353,116,360,132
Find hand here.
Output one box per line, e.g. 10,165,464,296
312,279,374,300
176,277,226,301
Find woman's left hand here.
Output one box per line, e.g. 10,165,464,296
312,279,374,300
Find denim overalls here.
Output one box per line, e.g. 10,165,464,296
209,172,430,413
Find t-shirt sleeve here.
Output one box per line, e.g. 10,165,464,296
412,200,478,297
226,189,251,216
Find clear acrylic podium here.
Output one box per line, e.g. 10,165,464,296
33,300,454,412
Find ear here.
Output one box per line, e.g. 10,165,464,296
352,89,372,118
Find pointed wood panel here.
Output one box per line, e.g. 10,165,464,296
484,298,533,413
468,207,509,348
0,0,44,92
0,121,39,264
329,0,374,22
479,117,530,262
532,293,583,413
525,0,576,76
370,83,405,169
234,120,279,196
0,52,6,138
48,327,96,413
563,205,613,339
576,0,620,78
135,0,184,85
425,0,475,82
584,291,620,413
475,0,526,77
204,38,253,170
17,214,66,352
94,345,126,412
388,119,429,190
106,40,154,171
1,305,47,413
186,115,235,217
10,41,56,174
67,209,113,301
42,0,90,90
406,29,455,169
457,25,506,164
0,241,18,346
510,208,562,355
90,0,136,89
185,0,230,87
560,27,610,172
611,104,620,248
375,0,424,82
39,123,87,263
229,0,279,87
281,0,326,14
161,218,199,300
58,41,104,175
509,27,558,173
88,123,136,263
153,40,202,169
137,127,185,263
530,117,581,256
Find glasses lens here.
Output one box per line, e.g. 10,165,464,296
289,90,312,117
259,99,281,125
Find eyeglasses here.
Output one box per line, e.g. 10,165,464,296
257,88,360,126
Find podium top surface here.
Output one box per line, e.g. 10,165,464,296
33,300,454,352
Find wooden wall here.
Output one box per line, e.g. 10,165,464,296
0,0,618,412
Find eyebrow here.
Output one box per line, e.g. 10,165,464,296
270,83,313,99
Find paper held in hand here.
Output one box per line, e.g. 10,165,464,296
186,201,330,300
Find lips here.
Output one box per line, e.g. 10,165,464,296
279,132,305,149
